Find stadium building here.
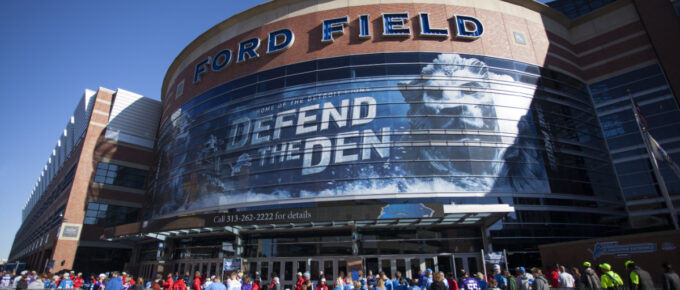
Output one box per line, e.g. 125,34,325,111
9,88,161,274
11,0,680,283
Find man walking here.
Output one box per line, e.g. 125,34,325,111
558,266,575,289
599,264,623,290
581,262,600,290
530,269,548,290
662,264,680,290
206,277,227,290
493,265,507,290
625,261,654,290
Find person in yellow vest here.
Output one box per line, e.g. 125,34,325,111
625,260,655,290
599,263,624,290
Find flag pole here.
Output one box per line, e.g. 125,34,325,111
503,249,509,273
481,249,488,282
630,93,680,229
648,136,680,179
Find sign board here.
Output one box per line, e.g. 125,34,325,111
59,223,82,240
484,252,505,264
223,258,242,272
589,241,657,259
141,203,443,233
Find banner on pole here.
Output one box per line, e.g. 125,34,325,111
223,258,242,271
484,252,505,264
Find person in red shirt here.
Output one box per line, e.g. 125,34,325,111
73,273,84,289
151,279,162,290
173,278,187,290
270,275,278,290
548,265,560,288
446,272,458,290
163,273,175,290
296,273,304,290
316,278,328,290
193,272,202,290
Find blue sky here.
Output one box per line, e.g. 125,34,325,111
0,0,268,260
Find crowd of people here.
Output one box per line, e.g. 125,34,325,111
1,260,678,290
0,271,142,290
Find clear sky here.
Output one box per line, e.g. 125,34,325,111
0,0,268,260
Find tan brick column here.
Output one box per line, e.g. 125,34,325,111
51,88,114,272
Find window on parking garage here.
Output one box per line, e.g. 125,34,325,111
84,202,139,226
94,162,148,190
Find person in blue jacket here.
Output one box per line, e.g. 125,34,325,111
45,275,57,289
420,270,433,290
408,279,421,290
334,278,346,290
58,273,74,289
107,272,124,290
360,279,369,290
474,273,486,290
381,273,393,290
393,272,408,290
367,271,377,290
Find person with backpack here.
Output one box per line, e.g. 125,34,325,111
515,267,532,290
529,269,548,290
581,262,600,290
625,260,654,290
599,264,623,290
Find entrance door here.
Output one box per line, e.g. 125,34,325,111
453,253,481,279
364,254,465,279
251,257,351,290
250,253,480,287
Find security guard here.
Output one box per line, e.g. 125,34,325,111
625,260,655,290
599,263,624,290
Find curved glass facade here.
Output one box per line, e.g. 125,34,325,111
151,52,625,248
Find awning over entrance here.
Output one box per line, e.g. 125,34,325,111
443,204,514,227
104,204,514,242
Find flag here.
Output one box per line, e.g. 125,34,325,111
648,132,680,180
631,98,648,130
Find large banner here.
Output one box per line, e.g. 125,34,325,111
152,53,550,217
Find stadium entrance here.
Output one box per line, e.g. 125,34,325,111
244,254,480,289
112,203,511,281
151,253,481,290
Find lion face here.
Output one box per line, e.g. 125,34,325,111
399,54,508,179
